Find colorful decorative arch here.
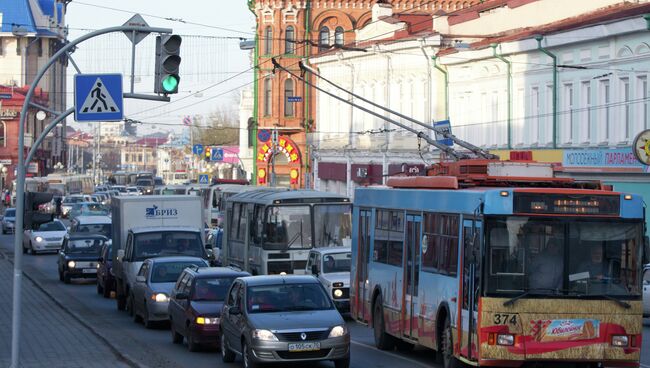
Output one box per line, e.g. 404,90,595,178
257,135,302,164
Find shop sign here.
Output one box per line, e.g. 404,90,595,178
0,109,18,120
563,148,644,168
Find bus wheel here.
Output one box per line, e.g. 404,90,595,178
373,295,396,350
442,317,460,368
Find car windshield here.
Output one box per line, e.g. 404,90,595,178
66,238,104,255
64,197,84,204
150,261,206,283
4,209,15,217
76,223,111,238
193,277,237,301
485,216,643,298
322,252,351,274
263,205,312,250
127,188,138,193
136,180,153,186
133,232,204,261
314,204,352,248
154,178,164,186
37,221,65,231
76,203,109,215
247,283,333,313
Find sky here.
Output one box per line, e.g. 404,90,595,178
64,0,255,136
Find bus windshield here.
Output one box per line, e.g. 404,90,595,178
485,216,643,298
264,206,312,250
314,204,352,247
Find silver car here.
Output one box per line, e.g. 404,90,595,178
220,275,350,368
130,256,209,328
2,208,16,234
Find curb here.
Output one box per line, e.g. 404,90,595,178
0,249,147,368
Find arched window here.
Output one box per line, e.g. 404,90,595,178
0,122,5,147
334,27,344,47
264,78,272,116
284,79,295,117
264,26,273,55
285,26,295,54
319,26,330,51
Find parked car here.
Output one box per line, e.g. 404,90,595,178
23,219,68,254
169,266,250,351
97,241,114,298
57,235,107,284
643,264,650,317
306,247,351,313
69,215,112,240
220,275,350,368
69,202,110,219
130,257,209,328
2,208,16,234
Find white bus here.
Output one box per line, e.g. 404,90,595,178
199,182,252,227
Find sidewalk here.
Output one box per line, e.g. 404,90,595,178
0,252,131,368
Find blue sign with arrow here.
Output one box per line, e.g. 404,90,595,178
192,144,204,156
211,147,224,162
433,120,454,147
74,73,123,122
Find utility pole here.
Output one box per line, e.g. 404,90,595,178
271,129,278,187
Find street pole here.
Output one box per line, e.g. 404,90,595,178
10,25,173,368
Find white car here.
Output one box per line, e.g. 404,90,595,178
23,219,68,254
306,246,351,313
643,264,650,317
69,215,112,240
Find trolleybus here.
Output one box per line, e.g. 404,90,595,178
351,160,646,368
223,188,352,275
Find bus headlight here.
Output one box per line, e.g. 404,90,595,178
333,289,343,298
328,325,348,338
497,334,514,346
611,335,629,347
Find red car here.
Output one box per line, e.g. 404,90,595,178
168,267,250,351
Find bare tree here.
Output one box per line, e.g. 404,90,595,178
192,105,239,146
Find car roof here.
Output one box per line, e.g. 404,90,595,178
130,226,201,233
189,267,250,279
145,256,208,264
74,215,111,224
310,246,351,255
239,275,320,287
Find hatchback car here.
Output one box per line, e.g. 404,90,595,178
2,208,16,234
644,265,650,317
57,235,107,284
70,215,112,240
97,241,114,298
130,257,209,328
220,275,350,368
23,219,68,254
169,267,250,351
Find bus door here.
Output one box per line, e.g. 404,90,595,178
459,218,481,361
403,214,421,340
355,209,371,322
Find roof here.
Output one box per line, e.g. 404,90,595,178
190,267,250,279
230,188,350,205
74,215,111,224
311,246,351,255
1,0,64,37
130,226,201,234
145,256,208,264
239,275,320,287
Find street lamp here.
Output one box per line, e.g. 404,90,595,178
53,162,64,172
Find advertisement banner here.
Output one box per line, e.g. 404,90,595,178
563,148,650,172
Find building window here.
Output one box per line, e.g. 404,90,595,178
599,80,610,142
639,76,648,130
284,79,295,117
37,38,43,57
0,39,4,56
621,77,630,141
562,83,574,143
0,122,5,147
580,81,591,143
334,27,344,47
319,27,330,51
247,118,255,148
263,78,272,117
285,26,295,55
16,38,21,55
530,87,539,145
264,26,273,55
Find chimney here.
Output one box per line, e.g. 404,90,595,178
372,2,393,22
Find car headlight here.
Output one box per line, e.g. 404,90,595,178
196,316,220,325
333,289,344,298
152,293,169,303
67,260,76,268
35,236,44,243
328,325,348,338
252,329,278,341
611,335,629,347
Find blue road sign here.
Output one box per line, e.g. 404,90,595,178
287,96,302,102
434,120,454,147
198,174,209,185
211,147,224,162
257,129,271,142
74,73,123,122
192,144,204,156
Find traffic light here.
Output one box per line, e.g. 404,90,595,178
205,147,212,161
24,191,54,230
154,34,182,94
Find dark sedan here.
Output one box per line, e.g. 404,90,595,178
97,241,114,298
57,235,108,284
169,267,250,351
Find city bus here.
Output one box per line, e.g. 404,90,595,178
199,182,252,227
351,160,646,368
162,170,189,185
223,188,352,275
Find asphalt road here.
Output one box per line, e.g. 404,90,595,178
2,230,649,368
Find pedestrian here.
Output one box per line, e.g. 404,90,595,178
4,190,10,207
55,196,63,218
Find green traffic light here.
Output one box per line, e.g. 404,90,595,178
162,75,179,92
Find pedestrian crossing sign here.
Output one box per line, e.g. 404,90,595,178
74,74,124,122
198,173,210,185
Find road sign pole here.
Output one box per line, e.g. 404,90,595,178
10,24,172,368
130,30,136,94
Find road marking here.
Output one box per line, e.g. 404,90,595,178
350,340,435,368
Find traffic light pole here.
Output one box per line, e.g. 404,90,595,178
11,24,172,368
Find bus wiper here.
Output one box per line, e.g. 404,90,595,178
285,220,304,250
503,288,562,307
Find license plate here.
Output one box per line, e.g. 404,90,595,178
288,342,320,352
82,269,97,274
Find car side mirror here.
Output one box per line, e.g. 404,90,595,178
176,292,188,300
117,249,125,261
136,275,146,283
311,264,319,276
229,306,241,315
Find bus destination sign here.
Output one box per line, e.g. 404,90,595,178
513,193,620,216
